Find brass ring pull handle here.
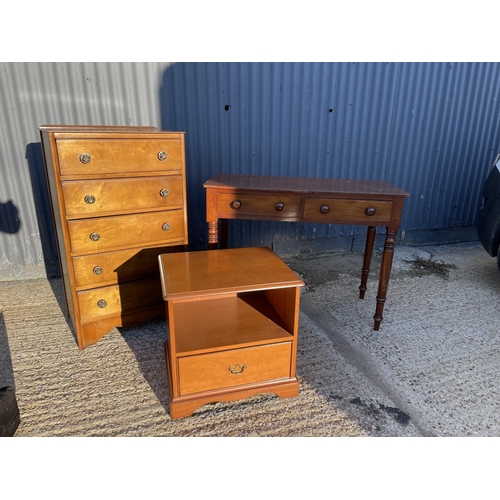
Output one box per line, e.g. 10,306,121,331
93,266,103,275
228,363,247,375
320,205,329,214
89,232,100,241
79,153,91,164
162,223,171,231
275,202,284,211
159,188,170,198
97,299,107,308
157,151,167,161
230,200,241,209
366,207,376,216
84,194,96,204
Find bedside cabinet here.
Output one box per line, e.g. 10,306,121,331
40,125,188,349
158,247,304,419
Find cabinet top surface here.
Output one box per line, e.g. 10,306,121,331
158,247,304,300
204,173,410,197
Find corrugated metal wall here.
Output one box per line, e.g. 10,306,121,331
0,62,170,279
162,62,500,249
2,62,500,279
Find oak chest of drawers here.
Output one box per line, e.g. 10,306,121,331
40,125,188,349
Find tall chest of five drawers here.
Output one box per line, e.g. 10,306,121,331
40,125,188,349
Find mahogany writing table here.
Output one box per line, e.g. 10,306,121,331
204,173,410,331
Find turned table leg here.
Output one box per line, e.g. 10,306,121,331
207,221,219,250
359,225,376,299
373,228,397,331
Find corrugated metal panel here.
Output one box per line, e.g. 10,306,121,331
0,62,171,278
162,62,500,248
2,62,500,279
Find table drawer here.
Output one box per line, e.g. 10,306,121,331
77,277,163,323
56,138,183,176
178,342,292,395
303,198,393,224
72,245,181,289
62,175,185,217
217,193,300,218
68,209,186,255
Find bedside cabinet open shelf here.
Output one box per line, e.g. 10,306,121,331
158,247,304,419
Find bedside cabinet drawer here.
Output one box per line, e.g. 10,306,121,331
68,209,186,254
178,342,292,395
62,175,185,217
217,193,300,218
77,278,163,323
57,138,183,176
303,198,393,224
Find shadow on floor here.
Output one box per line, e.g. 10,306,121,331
0,312,14,389
119,319,171,414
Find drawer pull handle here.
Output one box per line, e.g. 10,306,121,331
84,194,96,204
275,202,284,211
320,205,329,214
162,223,171,231
230,200,241,209
79,153,91,164
157,151,167,161
97,299,107,308
93,266,103,275
228,363,247,375
89,232,100,241
159,188,170,198
366,207,376,216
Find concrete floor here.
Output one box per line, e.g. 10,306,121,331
1,240,499,438
285,240,500,436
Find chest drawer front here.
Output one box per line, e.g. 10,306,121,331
77,278,162,323
72,245,181,289
56,138,183,176
178,342,292,395
217,193,301,218
303,198,393,224
68,209,186,255
62,175,185,217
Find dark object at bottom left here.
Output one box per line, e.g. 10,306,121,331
0,386,20,436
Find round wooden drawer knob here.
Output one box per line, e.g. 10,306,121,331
275,202,284,211
320,205,329,214
230,200,241,209
366,207,376,216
